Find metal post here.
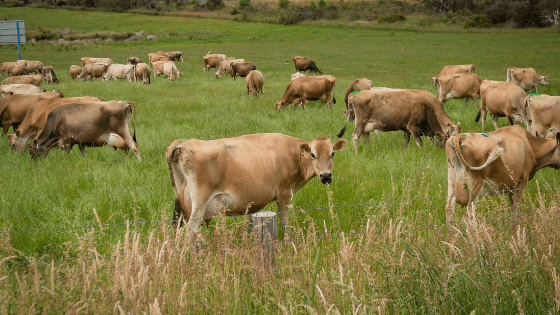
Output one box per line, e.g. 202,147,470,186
16,21,21,60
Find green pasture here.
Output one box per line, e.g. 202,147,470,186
0,7,559,256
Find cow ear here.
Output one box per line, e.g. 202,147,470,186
299,143,311,158
333,139,347,151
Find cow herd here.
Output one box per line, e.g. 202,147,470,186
1,51,559,239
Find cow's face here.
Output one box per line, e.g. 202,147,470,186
299,137,347,184
539,76,549,86
28,144,47,158
275,101,284,110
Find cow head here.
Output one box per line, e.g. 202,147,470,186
275,101,284,110
538,75,549,86
299,137,347,184
28,143,47,158
445,122,461,137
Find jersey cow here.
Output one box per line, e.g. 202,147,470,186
292,56,322,74
2,74,43,87
525,94,560,138
445,125,560,230
1,61,26,77
475,80,527,131
231,62,256,81
434,73,482,107
42,66,59,84
148,52,170,65
28,101,141,161
163,62,181,81
0,91,62,136
506,67,549,94
135,63,151,84
0,84,41,97
103,64,135,82
166,134,347,237
69,65,82,80
344,78,373,109
437,64,475,76
81,58,114,67
127,57,141,65
18,60,44,74
77,63,110,80
166,51,183,63
276,75,336,110
202,52,226,72
246,70,263,96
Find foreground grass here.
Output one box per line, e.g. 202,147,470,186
0,7,559,313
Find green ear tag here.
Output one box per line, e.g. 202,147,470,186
351,91,360,95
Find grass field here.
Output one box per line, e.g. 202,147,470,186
1,7,560,314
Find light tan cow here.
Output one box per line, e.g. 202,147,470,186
276,75,336,110
445,125,560,231
0,91,62,136
437,64,475,76
344,78,373,109
434,73,482,107
1,74,43,87
102,64,135,82
42,66,59,84
18,60,44,74
148,51,170,65
81,57,93,67
291,72,306,81
203,51,226,72
9,96,101,152
69,65,82,80
163,62,181,81
152,61,175,77
475,80,528,131
166,134,347,235
506,67,549,94
0,84,42,97
246,70,263,96
77,63,110,80
87,58,114,67
1,61,26,77
214,60,233,78
135,63,151,84
525,94,560,138
12,65,28,76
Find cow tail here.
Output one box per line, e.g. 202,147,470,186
452,135,504,171
474,109,481,123
128,101,137,143
166,140,183,227
333,96,336,104
506,67,513,82
338,98,354,138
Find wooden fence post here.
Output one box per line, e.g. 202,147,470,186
251,211,278,266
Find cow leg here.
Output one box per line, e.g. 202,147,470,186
480,108,487,132
276,192,292,237
465,97,469,107
78,144,87,157
2,120,11,136
407,125,423,149
534,86,538,94
445,166,458,237
403,132,411,148
362,132,371,146
352,124,365,154
492,116,500,130
301,99,307,110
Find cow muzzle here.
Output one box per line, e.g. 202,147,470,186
319,172,333,184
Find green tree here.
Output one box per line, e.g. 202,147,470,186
279,0,289,8
239,0,251,10
318,0,326,8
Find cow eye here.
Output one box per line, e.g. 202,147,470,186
331,151,335,158
310,153,316,159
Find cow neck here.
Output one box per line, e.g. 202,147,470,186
530,136,559,172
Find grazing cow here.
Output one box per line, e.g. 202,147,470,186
475,80,527,131
291,72,306,81
12,65,28,76
88,58,114,67
525,94,560,138
506,67,549,94
148,52,170,65
445,125,560,230
338,89,445,153
163,62,181,81
135,63,151,84
18,60,44,74
231,62,257,81
276,75,336,110
438,64,475,76
0,84,42,97
0,91,62,136
2,74,43,87
293,56,322,74
81,57,93,67
215,61,233,78
102,64,136,82
1,61,26,77
127,57,141,65
42,66,59,84
77,63,110,80
246,70,263,96
203,52,226,72
434,73,482,107
166,134,347,234
9,96,101,152
152,61,176,77
28,101,141,161
166,51,183,63
344,78,373,108
69,65,82,80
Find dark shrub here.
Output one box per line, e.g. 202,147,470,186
278,0,289,8
207,0,223,10
464,15,492,28
378,13,406,23
239,0,251,10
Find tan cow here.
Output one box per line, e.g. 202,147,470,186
2,74,43,87
525,94,560,138
214,61,233,78
69,65,82,80
148,52,170,65
77,63,109,80
246,70,263,96
81,57,93,67
9,96,101,152
88,58,114,67
127,57,141,65
0,84,42,97
42,66,59,84
166,51,183,63
166,134,347,235
102,64,136,82
18,60,44,74
1,61,26,77
29,101,141,161
231,62,256,81
291,72,306,81
12,65,28,76
506,67,549,94
293,56,322,74
0,91,62,136
344,78,373,108
152,61,175,77
475,80,528,131
434,73,482,107
135,63,151,84
276,75,336,110
338,89,445,153
203,51,226,72
438,64,475,76
445,125,560,231
163,62,181,81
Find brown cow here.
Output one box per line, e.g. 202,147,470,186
344,78,373,108
276,75,336,110
525,94,560,138
246,70,263,96
475,80,527,131
42,66,59,84
338,89,445,153
0,91,62,136
231,62,256,81
28,101,141,161
1,61,26,77
293,56,322,74
135,63,151,84
12,65,28,76
203,51,226,72
166,51,183,63
9,96,101,152
18,60,44,74
1,74,43,87
77,63,109,80
87,58,114,66
506,67,549,94
152,61,176,77
69,65,81,80
434,73,482,107
0,84,42,97
166,134,347,234
148,52,170,65
81,57,93,67
163,63,181,81
127,57,141,65
438,64,475,76
445,125,560,231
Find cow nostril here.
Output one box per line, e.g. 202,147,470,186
319,172,333,183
